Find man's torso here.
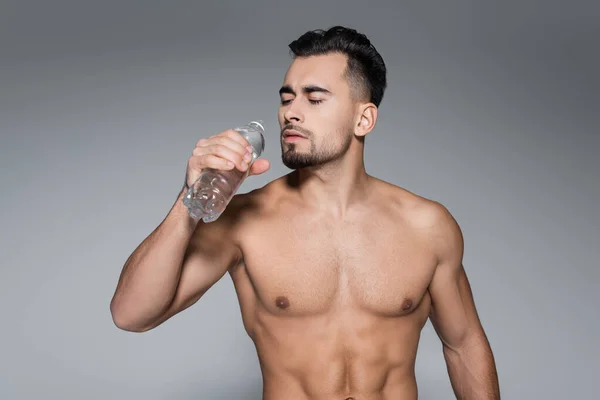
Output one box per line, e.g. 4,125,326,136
220,176,441,399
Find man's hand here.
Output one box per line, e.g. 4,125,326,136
185,129,270,188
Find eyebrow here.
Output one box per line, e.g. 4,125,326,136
279,85,332,96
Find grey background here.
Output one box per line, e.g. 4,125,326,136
1,0,598,399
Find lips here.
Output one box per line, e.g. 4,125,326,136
282,129,306,139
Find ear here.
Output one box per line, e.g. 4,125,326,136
355,103,378,137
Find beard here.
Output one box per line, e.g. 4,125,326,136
281,127,353,170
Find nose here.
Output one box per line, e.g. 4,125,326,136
283,100,303,124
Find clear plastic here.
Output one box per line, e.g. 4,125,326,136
183,121,265,223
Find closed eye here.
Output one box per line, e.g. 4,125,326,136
280,98,323,105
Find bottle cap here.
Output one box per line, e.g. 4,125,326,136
249,120,265,133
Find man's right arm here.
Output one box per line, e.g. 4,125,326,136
109,128,270,332
109,186,241,332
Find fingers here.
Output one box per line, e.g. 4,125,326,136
186,128,268,188
195,131,250,157
222,129,254,149
193,131,254,172
193,142,250,172
188,153,235,172
195,130,251,154
248,158,270,176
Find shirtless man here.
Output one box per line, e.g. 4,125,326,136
110,26,500,399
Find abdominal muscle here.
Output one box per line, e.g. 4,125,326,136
244,296,431,400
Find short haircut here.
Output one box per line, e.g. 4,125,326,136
288,26,387,107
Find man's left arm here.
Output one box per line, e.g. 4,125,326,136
426,203,500,399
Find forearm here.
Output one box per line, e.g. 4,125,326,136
110,188,198,331
444,332,500,400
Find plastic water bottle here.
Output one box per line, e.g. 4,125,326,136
183,121,265,223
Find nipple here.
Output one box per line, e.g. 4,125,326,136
401,298,413,311
275,296,290,309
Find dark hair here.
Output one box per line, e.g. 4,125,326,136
288,26,387,107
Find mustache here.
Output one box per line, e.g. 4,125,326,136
281,124,312,137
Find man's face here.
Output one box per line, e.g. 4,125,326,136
278,53,358,169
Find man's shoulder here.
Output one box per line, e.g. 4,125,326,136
226,174,290,217
377,180,463,264
374,178,459,234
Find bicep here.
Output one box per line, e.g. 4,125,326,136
428,262,483,349
148,220,242,329
426,202,483,349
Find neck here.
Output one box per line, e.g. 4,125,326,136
287,144,371,216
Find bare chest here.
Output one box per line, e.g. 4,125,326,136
233,213,438,317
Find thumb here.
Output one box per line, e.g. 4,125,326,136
249,159,270,176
